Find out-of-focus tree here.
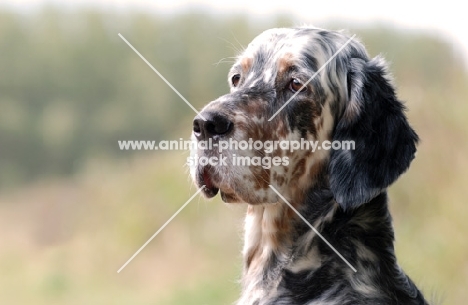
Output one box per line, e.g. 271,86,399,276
0,9,466,189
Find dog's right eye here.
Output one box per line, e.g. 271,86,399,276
231,74,241,87
289,78,307,93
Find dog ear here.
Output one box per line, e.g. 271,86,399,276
329,56,418,210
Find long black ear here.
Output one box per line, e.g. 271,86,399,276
329,56,418,210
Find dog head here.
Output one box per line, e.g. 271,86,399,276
190,27,418,209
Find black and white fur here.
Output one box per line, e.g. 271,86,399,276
191,27,429,305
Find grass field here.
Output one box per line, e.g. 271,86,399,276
1,135,468,304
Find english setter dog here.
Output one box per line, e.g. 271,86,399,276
191,27,429,305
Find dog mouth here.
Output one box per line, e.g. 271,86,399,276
199,166,219,198
197,166,241,202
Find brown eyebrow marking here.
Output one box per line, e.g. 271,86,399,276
241,57,253,74
278,53,295,77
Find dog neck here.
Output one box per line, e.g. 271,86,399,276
239,184,338,303
238,188,427,305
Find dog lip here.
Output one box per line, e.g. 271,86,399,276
203,186,219,198
220,190,240,203
199,167,219,198
203,168,214,189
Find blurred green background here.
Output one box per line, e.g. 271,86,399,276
0,7,467,305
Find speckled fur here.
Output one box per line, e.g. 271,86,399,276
191,26,428,305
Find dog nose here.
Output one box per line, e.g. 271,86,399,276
193,112,233,141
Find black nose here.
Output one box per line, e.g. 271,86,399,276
193,112,233,140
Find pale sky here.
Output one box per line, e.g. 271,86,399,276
1,0,467,64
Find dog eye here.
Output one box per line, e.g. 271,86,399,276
289,78,307,93
231,74,241,87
